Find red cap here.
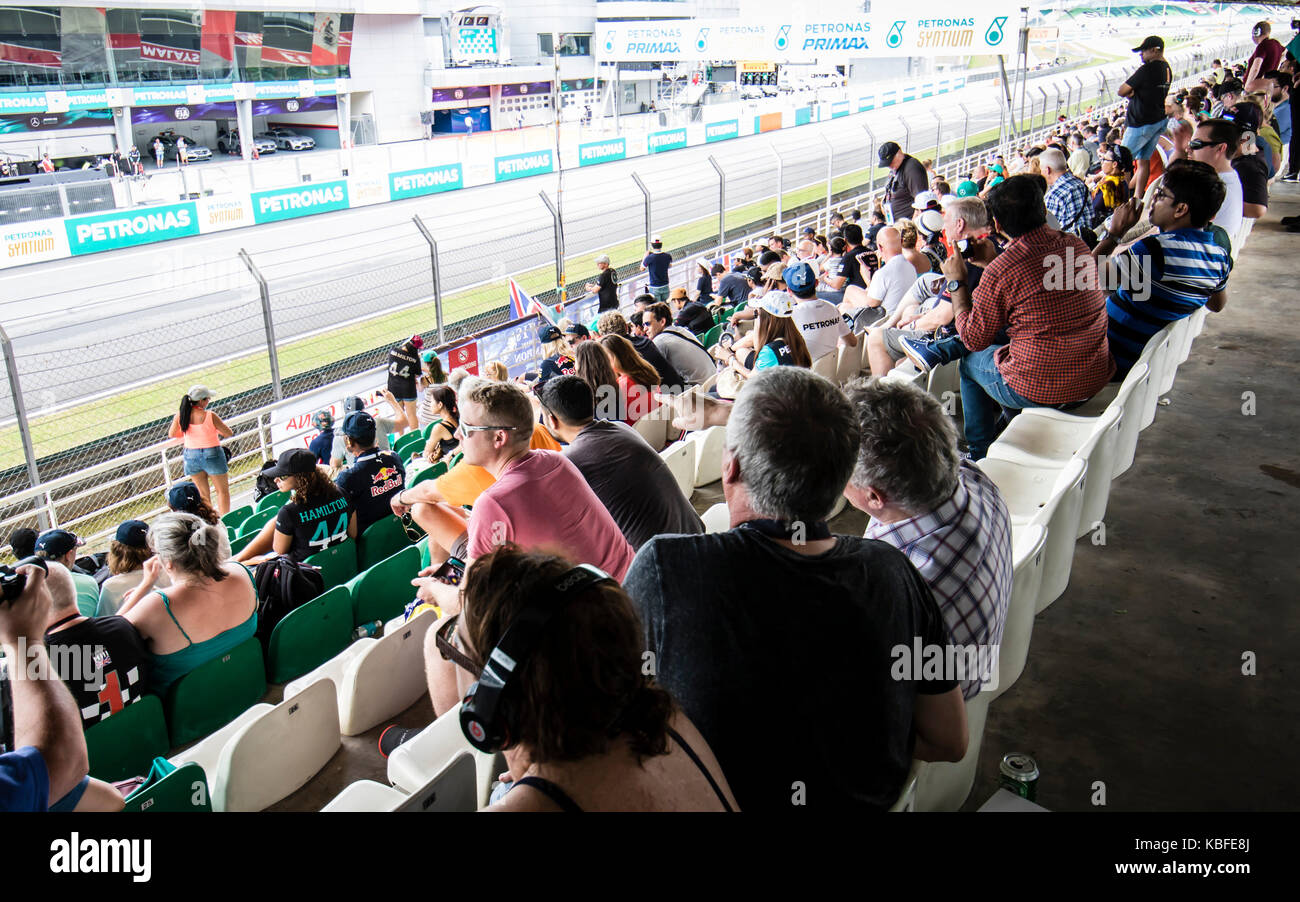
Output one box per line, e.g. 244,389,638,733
410,335,424,350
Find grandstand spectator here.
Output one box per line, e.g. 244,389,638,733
168,384,233,516
575,341,626,422
843,378,1012,700
1041,148,1092,234
783,262,856,361
671,287,714,335
641,235,672,304
1247,21,1285,84
647,302,716,386
880,140,930,222
1242,95,1283,176
897,219,937,276
334,410,406,535
597,311,685,388
1093,161,1231,379
0,561,90,813
1228,103,1272,236
534,324,577,391
600,334,664,426
1263,70,1291,152
583,254,619,312
418,385,460,466
841,226,912,317
166,480,220,526
1186,118,1245,252
34,529,98,618
308,410,335,465
418,350,445,395
332,393,403,469
387,336,423,436
483,361,509,381
865,210,887,247
234,448,355,565
914,209,948,270
539,376,703,550
1082,126,1100,159
118,512,256,696
8,527,36,560
1210,78,1244,118
951,175,1114,460
97,520,170,617
1068,133,1093,178
623,367,967,810
1090,145,1134,230
815,237,848,304
715,263,752,305
563,323,591,346
424,546,737,811
693,259,714,305
716,294,811,377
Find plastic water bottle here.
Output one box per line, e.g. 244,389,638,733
352,620,381,640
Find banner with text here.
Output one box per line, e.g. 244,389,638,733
250,180,350,224
494,150,554,182
578,138,627,167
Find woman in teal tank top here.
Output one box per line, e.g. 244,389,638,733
119,512,258,696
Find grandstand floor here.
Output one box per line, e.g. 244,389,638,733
259,190,1300,810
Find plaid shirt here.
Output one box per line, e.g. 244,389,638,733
956,225,1115,404
864,462,1014,699
1043,171,1091,234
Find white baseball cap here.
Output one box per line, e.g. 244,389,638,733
650,234,663,245
912,190,937,211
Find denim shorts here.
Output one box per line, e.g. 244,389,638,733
183,445,228,476
1121,118,1169,162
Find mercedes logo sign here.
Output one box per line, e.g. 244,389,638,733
29,116,41,128
174,107,190,120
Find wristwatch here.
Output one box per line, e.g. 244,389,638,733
945,278,963,294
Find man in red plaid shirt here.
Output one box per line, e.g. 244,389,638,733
945,175,1114,459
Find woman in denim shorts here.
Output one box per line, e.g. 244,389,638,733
168,384,234,516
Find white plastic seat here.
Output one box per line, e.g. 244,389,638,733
987,405,1120,538
926,359,961,410
835,340,861,384
1138,327,1176,431
888,759,924,812
171,678,340,812
285,608,437,735
811,351,837,381
881,361,925,387
633,414,668,452
659,440,696,500
855,329,871,373
1157,316,1193,396
324,752,477,813
915,691,991,812
1190,305,1208,338
387,703,502,809
701,502,730,533
977,457,1086,612
170,703,273,780
321,779,406,812
685,425,727,487
991,524,1048,699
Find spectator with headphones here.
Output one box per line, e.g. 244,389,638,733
425,545,737,811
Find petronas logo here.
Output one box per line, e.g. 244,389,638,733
775,24,789,51
985,17,1007,46
696,28,709,52
887,21,905,49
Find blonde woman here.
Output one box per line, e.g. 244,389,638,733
483,361,509,381
535,323,577,390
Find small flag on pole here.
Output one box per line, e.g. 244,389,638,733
508,278,558,325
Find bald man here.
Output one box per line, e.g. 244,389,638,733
840,227,913,316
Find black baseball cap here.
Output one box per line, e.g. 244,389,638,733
538,324,562,343
746,266,764,282
878,141,901,165
564,323,590,339
35,528,83,558
115,519,149,548
264,447,318,478
342,410,377,442
167,481,202,512
1132,35,1163,52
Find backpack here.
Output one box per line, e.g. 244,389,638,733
252,556,325,653
253,460,278,502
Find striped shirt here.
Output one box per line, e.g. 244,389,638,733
1105,227,1231,377
864,462,1014,699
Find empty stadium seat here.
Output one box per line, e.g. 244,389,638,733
255,490,291,513
701,502,731,533
659,440,696,500
284,608,436,736
222,505,253,529
122,761,212,813
915,691,992,812
324,751,477,813
236,507,278,538
408,460,447,487
228,532,258,557
1138,327,1176,432
304,538,359,591
992,523,1048,700
633,414,668,452
266,585,354,683
85,694,170,783
979,457,1086,612
926,360,961,409
835,341,860,384
171,678,340,812
811,352,837,381
393,431,426,461
346,544,421,626
1157,316,1193,397
685,424,727,487
358,515,414,571
888,760,924,812
881,361,925,387
387,702,503,809
163,636,267,748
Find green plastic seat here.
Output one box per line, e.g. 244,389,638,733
392,431,426,459
123,761,212,813
222,505,253,528
702,323,724,349
84,695,170,783
229,531,257,557
400,443,427,467
163,636,267,748
304,538,359,591
358,515,414,572
255,490,291,513
266,585,354,683
409,460,448,488
237,507,278,538
418,536,431,571
420,417,444,440
346,545,422,627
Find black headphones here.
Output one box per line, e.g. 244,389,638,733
459,563,615,753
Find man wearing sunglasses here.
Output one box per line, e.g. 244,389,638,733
1182,119,1245,253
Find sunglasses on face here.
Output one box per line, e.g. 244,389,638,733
1186,139,1223,151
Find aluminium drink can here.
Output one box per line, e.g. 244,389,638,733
999,753,1039,802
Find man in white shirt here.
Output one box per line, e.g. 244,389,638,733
646,302,717,386
1187,118,1244,253
840,227,913,316
782,262,857,361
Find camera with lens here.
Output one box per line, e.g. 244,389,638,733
0,556,47,605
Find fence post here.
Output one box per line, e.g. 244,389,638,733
411,215,445,347
631,172,652,251
931,109,943,170
237,248,283,402
1038,87,1048,130
707,155,725,248
1055,84,1064,122
768,146,783,232
959,103,970,165
55,178,71,218
257,412,270,463
899,116,911,154
0,322,48,529
538,190,568,302
1075,76,1085,113
817,133,833,230
160,448,173,488
863,124,876,200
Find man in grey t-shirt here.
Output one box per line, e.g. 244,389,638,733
539,376,702,550
646,302,717,387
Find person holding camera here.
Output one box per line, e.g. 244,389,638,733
0,560,90,812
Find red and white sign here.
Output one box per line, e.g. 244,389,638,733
0,41,62,69
140,41,200,67
260,45,313,66
235,31,263,47
445,340,480,376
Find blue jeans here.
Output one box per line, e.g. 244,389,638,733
649,285,670,304
182,445,228,476
959,345,1047,460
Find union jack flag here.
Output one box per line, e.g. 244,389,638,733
508,278,558,325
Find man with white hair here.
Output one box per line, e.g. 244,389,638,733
840,226,912,317
1040,147,1091,234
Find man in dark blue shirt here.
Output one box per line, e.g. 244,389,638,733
641,234,673,304
334,411,406,535
307,410,335,464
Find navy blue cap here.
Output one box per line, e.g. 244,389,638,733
342,410,377,442
538,324,562,343
115,519,149,548
782,262,817,294
35,528,82,558
168,481,202,512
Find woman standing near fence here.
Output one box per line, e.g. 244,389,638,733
168,385,233,516
388,335,423,436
